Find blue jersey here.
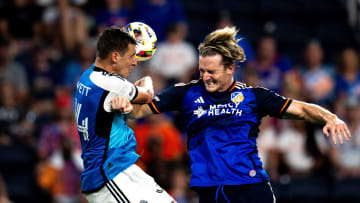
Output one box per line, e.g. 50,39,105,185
74,67,139,192
148,80,292,187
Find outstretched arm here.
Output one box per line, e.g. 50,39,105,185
283,100,351,144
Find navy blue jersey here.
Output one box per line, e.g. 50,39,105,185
148,80,292,187
74,67,139,192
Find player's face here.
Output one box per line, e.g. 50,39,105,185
199,54,234,92
115,44,137,78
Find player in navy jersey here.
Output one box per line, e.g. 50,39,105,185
73,27,175,203
112,27,351,203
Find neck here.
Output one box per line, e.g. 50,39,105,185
94,57,113,73
226,77,235,90
219,77,234,92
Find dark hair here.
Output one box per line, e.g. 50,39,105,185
96,26,137,59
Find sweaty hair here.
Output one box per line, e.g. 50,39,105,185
97,26,137,59
198,27,246,68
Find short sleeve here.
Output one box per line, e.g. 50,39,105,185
90,70,138,112
113,79,138,101
90,71,138,101
148,83,189,114
253,87,292,118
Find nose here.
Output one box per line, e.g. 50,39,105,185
132,57,137,66
202,72,211,80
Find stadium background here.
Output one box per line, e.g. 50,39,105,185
0,0,360,202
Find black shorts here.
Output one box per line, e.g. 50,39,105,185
196,181,276,203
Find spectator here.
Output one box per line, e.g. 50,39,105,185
37,89,81,169
132,0,186,41
299,40,335,106
215,11,256,82
26,44,60,100
95,0,131,34
0,39,29,103
331,97,360,178
0,0,42,46
37,136,83,203
0,82,27,141
169,166,198,203
40,0,88,52
133,114,185,164
247,36,292,93
334,48,360,118
62,41,95,91
149,24,197,84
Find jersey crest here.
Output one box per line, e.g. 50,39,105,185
231,92,244,104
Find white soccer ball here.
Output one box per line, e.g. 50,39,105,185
123,22,157,62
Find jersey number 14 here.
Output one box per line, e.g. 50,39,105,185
75,99,89,141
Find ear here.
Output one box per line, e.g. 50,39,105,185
226,64,235,74
111,51,121,63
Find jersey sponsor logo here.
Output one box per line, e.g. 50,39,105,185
194,96,205,104
231,92,244,104
193,106,207,118
208,103,242,117
249,170,256,177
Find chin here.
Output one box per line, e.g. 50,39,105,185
205,86,217,92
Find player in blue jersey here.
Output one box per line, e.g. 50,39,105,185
73,27,175,203
112,27,351,203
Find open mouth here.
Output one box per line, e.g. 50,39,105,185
205,80,216,88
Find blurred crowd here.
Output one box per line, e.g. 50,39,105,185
0,0,359,203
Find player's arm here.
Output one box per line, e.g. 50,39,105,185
132,76,154,104
111,96,153,118
112,81,193,117
283,100,351,144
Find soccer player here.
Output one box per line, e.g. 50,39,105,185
112,26,352,203
73,27,175,203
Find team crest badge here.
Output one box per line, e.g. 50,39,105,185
231,92,244,104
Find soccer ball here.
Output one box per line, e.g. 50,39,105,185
123,22,157,62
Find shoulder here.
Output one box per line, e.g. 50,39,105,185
90,69,132,92
174,79,202,90
157,79,201,97
251,86,280,95
233,81,252,90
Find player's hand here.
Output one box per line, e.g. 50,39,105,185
111,96,133,114
134,76,151,87
323,116,351,144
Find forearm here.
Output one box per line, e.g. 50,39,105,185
129,104,153,119
284,100,336,125
284,100,351,144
